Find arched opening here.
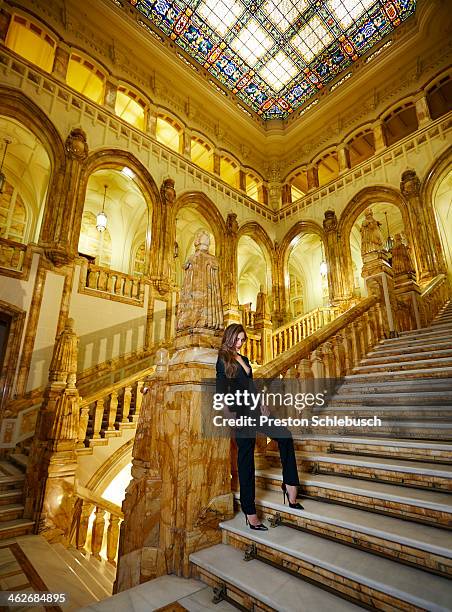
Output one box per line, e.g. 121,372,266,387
432,168,452,279
115,86,147,131
426,75,452,120
0,116,51,252
237,235,271,310
190,137,214,172
350,202,405,296
220,155,239,188
317,152,339,187
5,14,56,73
286,233,328,315
346,129,376,168
77,168,150,275
245,172,261,202
383,103,418,147
156,116,183,153
66,53,106,105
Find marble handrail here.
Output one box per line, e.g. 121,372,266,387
255,296,382,380
421,274,450,325
272,306,340,357
79,260,145,304
72,486,123,566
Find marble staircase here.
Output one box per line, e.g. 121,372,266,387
189,303,452,611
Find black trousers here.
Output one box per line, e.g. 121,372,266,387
234,419,300,515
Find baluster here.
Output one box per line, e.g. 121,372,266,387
76,500,93,550
122,386,132,423
123,277,131,297
375,301,387,339
320,341,334,378
92,399,104,440
106,273,114,293
87,269,97,289
349,321,361,368
77,403,90,448
114,275,123,295
98,269,107,291
107,391,118,431
339,330,352,375
91,506,106,560
302,318,308,337
131,279,139,299
106,514,121,566
331,335,344,378
355,320,366,362
134,381,144,422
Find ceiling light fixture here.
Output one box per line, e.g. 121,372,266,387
96,185,108,232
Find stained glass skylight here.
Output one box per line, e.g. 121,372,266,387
128,0,417,119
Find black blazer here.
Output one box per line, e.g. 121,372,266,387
216,354,257,416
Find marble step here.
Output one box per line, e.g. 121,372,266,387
71,548,116,587
0,503,24,522
362,347,452,365
354,356,452,374
0,518,34,539
0,489,23,505
255,468,452,526
0,474,24,492
376,333,452,350
398,322,452,336
267,450,452,490
296,421,452,441
292,434,452,462
343,366,452,383
7,453,29,472
329,389,452,405
12,535,98,610
220,514,452,611
190,543,363,612
336,378,452,394
52,543,112,600
233,487,452,575
432,317,452,325
369,339,452,358
320,404,452,417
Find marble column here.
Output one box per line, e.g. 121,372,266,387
337,143,351,174
148,106,158,139
223,213,240,325
239,169,247,192
306,164,319,191
414,92,432,128
104,78,118,112
323,209,353,303
51,42,70,81
372,120,386,153
182,128,192,158
213,150,221,175
39,128,89,266
281,183,292,206
400,169,445,283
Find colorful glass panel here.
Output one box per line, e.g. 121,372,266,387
128,0,416,119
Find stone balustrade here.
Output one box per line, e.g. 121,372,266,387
272,306,340,358
256,297,384,381
79,260,145,305
72,484,123,566
0,237,28,275
421,274,450,325
78,370,153,447
239,304,255,329
241,331,262,365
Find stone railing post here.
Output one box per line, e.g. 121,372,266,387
91,506,106,560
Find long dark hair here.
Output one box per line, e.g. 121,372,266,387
219,323,247,378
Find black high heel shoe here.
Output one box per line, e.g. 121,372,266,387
244,513,268,531
281,483,304,510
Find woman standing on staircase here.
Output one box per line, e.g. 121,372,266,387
216,323,303,530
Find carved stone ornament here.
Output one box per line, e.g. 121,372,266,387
323,209,338,232
400,169,421,197
65,128,88,160
160,177,176,206
359,208,384,256
392,233,416,275
49,318,79,387
176,230,224,331
226,212,238,234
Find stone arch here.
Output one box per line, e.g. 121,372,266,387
338,185,416,287
277,220,325,323
421,145,452,275
0,86,66,247
237,221,275,308
75,149,162,274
